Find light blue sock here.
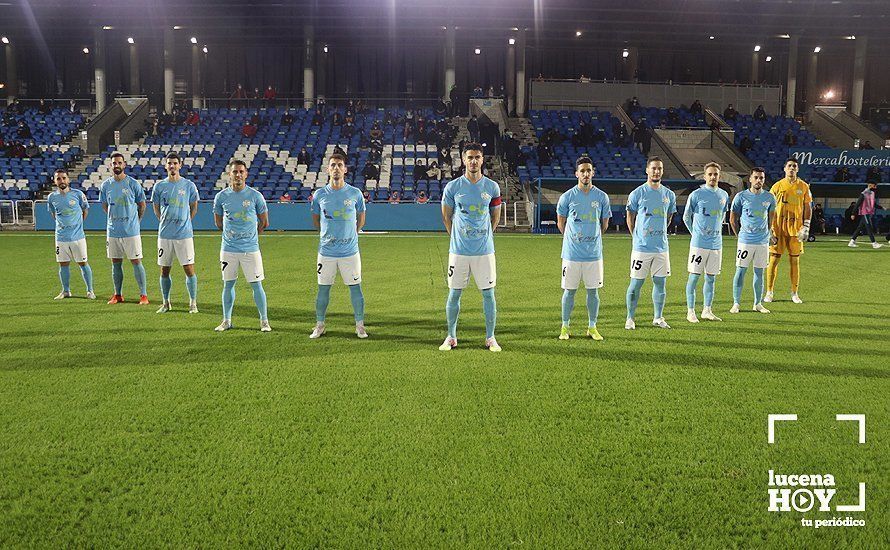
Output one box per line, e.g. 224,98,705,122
250,281,267,321
112,262,124,294
59,265,71,292
446,288,462,338
348,284,365,323
316,284,332,322
626,278,644,319
80,264,93,292
561,289,576,326
160,276,172,301
652,276,667,319
686,273,700,309
753,267,765,305
732,266,747,304
703,274,716,308
482,287,497,339
586,288,600,327
133,263,147,296
222,280,236,320
185,274,198,301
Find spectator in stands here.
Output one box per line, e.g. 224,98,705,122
249,111,263,127
241,122,257,138
571,127,585,147
613,123,628,147
17,120,32,139
38,99,51,115
362,162,380,181
628,96,640,110
342,121,355,139
472,85,483,98
439,145,452,167
8,141,26,158
185,110,200,125
311,109,323,126
866,166,882,184
389,190,401,204
331,110,343,126
229,84,248,102
416,191,429,204
434,100,447,117
279,191,291,203
263,85,276,106
363,190,371,203
345,100,356,121
860,140,875,150
667,107,680,126
402,121,413,140
297,147,311,166
369,122,384,141
25,141,41,159
723,103,738,122
281,110,294,125
425,161,441,181
412,159,426,182
813,203,826,234
368,145,382,163
467,115,480,143
537,142,552,165
69,99,79,114
317,96,327,115
739,135,754,155
689,99,703,115
753,104,767,121
487,85,496,97
383,111,396,127
783,129,797,146
834,166,851,182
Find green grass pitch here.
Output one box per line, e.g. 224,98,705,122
0,231,887,547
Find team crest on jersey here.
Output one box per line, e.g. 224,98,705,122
662,196,670,204
68,199,76,206
242,200,251,207
591,200,600,209
796,189,803,195
343,198,355,207
720,198,727,206
762,200,771,208
178,189,186,196
481,192,492,202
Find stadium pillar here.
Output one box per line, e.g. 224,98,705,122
303,24,315,110
515,28,526,116
444,27,456,103
3,41,16,105
129,42,140,95
316,44,326,100
785,36,798,117
94,28,107,113
163,27,174,114
625,47,639,81
851,36,867,117
506,38,515,114
751,52,759,84
191,43,201,109
806,51,819,113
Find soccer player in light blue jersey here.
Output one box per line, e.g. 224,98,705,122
99,152,149,305
47,168,95,300
309,152,368,339
152,152,200,314
556,156,611,341
683,162,730,323
625,157,677,330
440,143,503,352
729,167,776,314
212,159,271,332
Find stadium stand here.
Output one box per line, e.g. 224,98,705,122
76,106,457,202
519,109,646,183
728,114,823,180
628,106,708,129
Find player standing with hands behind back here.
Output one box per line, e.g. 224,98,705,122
765,158,811,304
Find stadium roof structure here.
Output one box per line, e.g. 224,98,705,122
2,0,889,51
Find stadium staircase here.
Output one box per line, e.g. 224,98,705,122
810,105,884,149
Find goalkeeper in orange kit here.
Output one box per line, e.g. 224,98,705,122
764,158,812,304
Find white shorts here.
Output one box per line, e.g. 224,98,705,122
106,236,143,260
629,251,671,279
688,246,722,275
56,239,88,263
317,253,362,286
157,237,196,267
736,243,769,269
448,253,496,290
561,259,604,289
220,250,265,282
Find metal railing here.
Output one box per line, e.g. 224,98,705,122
513,200,532,227
15,201,35,227
192,96,447,111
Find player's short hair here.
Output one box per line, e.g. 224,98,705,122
575,156,595,169
750,166,766,176
53,168,69,176
462,142,484,155
329,152,347,164
646,156,664,167
229,159,248,170
165,152,181,163
110,152,125,161
784,157,799,167
703,161,721,171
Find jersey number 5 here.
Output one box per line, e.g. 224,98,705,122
448,265,455,277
